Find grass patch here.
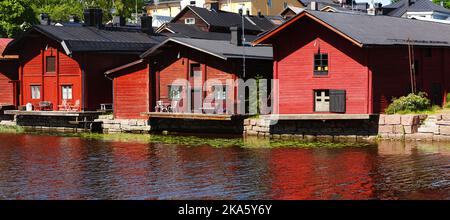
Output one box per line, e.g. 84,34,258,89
389,105,441,115
0,125,25,133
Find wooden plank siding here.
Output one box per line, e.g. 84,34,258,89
0,60,18,105
18,35,140,111
173,9,209,32
273,18,369,114
113,62,150,119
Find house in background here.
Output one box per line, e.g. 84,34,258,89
146,0,183,17
0,38,19,107
161,5,280,35
105,29,273,120
382,0,450,20
279,5,304,19
253,10,450,115
3,9,165,111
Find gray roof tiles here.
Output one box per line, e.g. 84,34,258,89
383,0,450,17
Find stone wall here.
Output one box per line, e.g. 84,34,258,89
150,118,245,134
244,116,379,142
379,114,450,141
96,115,151,134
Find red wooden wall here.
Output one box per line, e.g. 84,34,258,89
113,62,150,119
0,60,18,105
18,35,139,111
272,18,370,114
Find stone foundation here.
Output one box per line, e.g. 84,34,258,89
150,118,245,134
96,115,151,134
244,116,379,142
379,114,450,141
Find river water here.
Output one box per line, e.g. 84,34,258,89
0,133,449,200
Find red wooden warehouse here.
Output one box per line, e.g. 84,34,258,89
106,29,273,120
253,10,450,114
3,10,163,111
0,38,19,107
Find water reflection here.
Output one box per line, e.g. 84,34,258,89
0,134,449,200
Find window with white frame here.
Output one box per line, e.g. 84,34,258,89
314,90,330,112
213,85,227,100
62,85,73,100
185,18,195,24
169,85,183,100
31,85,41,99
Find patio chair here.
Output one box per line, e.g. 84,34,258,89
69,100,80,112
39,101,53,111
58,100,69,111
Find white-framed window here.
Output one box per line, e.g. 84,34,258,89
31,85,41,99
314,90,330,112
213,85,227,100
62,85,73,100
185,18,195,24
169,85,183,100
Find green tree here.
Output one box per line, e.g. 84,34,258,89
432,0,450,9
0,0,38,38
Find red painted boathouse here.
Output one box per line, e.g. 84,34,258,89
253,10,450,114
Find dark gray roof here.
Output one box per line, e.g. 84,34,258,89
256,10,450,47
383,0,450,17
4,25,166,56
176,6,277,32
158,23,258,41
141,37,273,60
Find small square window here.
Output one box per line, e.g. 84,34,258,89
31,85,41,99
190,63,201,77
185,18,195,25
62,85,73,100
213,85,227,100
314,90,330,112
46,56,56,73
169,85,183,100
314,53,328,75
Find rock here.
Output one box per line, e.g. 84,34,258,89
401,115,418,126
394,125,404,134
439,125,450,136
385,115,401,125
378,125,393,133
403,125,418,134
378,114,386,125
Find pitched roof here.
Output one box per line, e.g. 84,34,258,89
0,38,18,60
383,0,450,17
254,10,450,47
3,25,166,56
173,6,277,32
157,23,259,41
141,37,273,60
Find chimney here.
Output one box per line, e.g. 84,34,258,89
141,15,153,34
408,0,415,6
230,26,242,46
246,9,250,16
40,13,51,25
257,10,263,17
69,15,79,23
84,8,103,28
210,2,219,11
113,16,126,26
310,2,318,11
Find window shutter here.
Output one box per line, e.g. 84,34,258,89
330,90,346,113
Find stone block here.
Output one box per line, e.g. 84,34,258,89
394,125,404,134
442,114,450,121
409,133,433,141
136,120,147,126
244,125,253,131
303,135,316,141
384,115,401,125
403,125,418,134
378,125,393,133
401,115,419,126
316,135,333,141
433,135,450,142
439,125,450,136
257,119,270,127
378,114,385,125
417,126,437,133
246,130,259,136
250,119,257,126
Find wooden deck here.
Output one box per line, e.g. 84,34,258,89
143,112,247,121
4,110,101,117
261,114,373,120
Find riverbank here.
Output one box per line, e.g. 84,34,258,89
0,125,374,149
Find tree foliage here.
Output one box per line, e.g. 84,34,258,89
432,0,450,9
0,0,38,38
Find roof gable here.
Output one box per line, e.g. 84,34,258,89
254,10,450,48
383,0,450,17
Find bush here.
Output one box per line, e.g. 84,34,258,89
445,93,450,108
385,92,431,114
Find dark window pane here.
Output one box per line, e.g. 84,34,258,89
46,56,56,72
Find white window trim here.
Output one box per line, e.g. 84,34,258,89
62,85,73,100
31,85,41,99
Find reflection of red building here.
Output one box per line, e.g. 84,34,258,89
269,149,375,200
